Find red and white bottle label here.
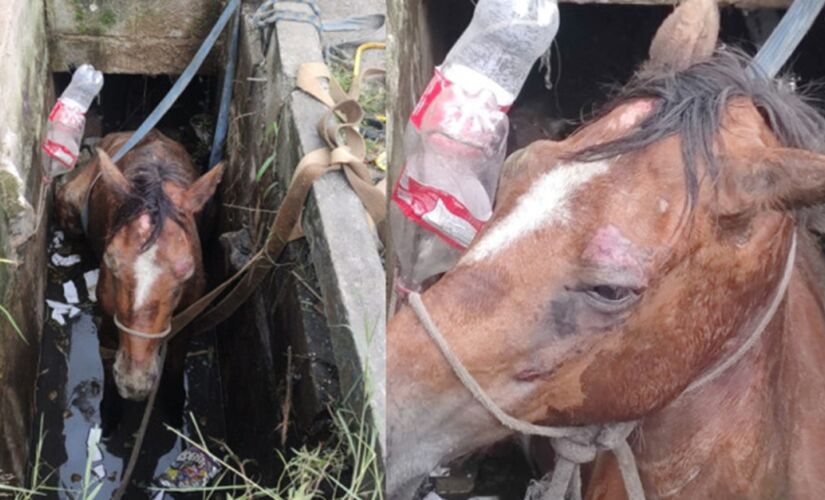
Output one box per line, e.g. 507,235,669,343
392,173,484,250
410,69,452,130
42,140,77,169
47,99,85,129
42,99,85,170
409,68,511,131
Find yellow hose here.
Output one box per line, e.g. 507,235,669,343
353,42,386,80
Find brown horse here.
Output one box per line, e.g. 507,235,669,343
387,1,825,498
57,130,223,401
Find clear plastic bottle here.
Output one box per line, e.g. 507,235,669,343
391,0,560,295
43,64,104,178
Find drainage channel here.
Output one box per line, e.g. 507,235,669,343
30,73,226,499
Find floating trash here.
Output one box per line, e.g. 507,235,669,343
52,253,82,267
46,299,81,325
63,281,80,304
154,447,221,489
84,269,99,303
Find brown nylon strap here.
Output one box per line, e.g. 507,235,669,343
169,60,387,336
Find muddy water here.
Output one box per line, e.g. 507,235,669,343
32,227,225,499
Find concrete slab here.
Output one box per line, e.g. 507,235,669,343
215,1,384,477
267,0,387,461
46,0,223,73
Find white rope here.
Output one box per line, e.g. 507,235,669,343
407,230,797,500
113,314,172,340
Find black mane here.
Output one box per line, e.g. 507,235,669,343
572,48,825,205
110,161,191,251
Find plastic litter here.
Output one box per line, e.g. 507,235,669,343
63,281,80,304
390,0,560,294
46,299,80,326
51,253,82,267
154,447,221,489
43,64,104,177
84,269,99,303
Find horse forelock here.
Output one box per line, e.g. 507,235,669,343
110,160,193,252
570,48,825,210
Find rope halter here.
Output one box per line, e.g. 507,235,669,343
406,229,798,500
113,314,172,340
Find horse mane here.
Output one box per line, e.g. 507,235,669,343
110,159,193,252
572,48,825,208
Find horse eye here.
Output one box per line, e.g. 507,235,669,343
590,285,631,301
584,285,639,309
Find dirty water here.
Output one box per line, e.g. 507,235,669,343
31,226,226,499
417,440,537,500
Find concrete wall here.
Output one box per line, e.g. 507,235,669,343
46,0,223,74
0,0,51,484
216,0,386,479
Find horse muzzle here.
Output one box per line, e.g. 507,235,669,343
113,349,161,401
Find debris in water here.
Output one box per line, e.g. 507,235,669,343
46,299,81,325
52,230,65,249
72,380,102,422
423,493,446,500
430,466,450,478
92,464,106,479
84,269,99,302
63,281,80,304
87,425,103,462
51,253,82,267
155,447,221,489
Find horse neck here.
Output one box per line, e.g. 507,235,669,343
631,234,825,498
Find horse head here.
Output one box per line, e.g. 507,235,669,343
95,147,223,401
387,0,825,496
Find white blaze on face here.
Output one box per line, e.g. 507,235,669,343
133,243,161,311
462,160,611,263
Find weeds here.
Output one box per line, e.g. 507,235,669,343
0,257,25,344
151,397,383,500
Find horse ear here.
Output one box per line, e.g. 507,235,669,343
646,0,719,72
717,148,825,217
96,148,131,197
183,162,224,213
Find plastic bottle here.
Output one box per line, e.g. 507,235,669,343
391,0,560,295
43,64,104,177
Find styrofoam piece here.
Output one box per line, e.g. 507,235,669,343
84,269,99,303
63,280,79,304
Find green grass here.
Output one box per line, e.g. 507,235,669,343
0,416,54,498
0,257,25,344
154,400,383,500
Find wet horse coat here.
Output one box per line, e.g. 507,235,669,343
57,130,223,403
387,0,825,497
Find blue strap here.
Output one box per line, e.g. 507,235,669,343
208,7,242,170
83,0,241,234
749,0,825,79
111,0,241,163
